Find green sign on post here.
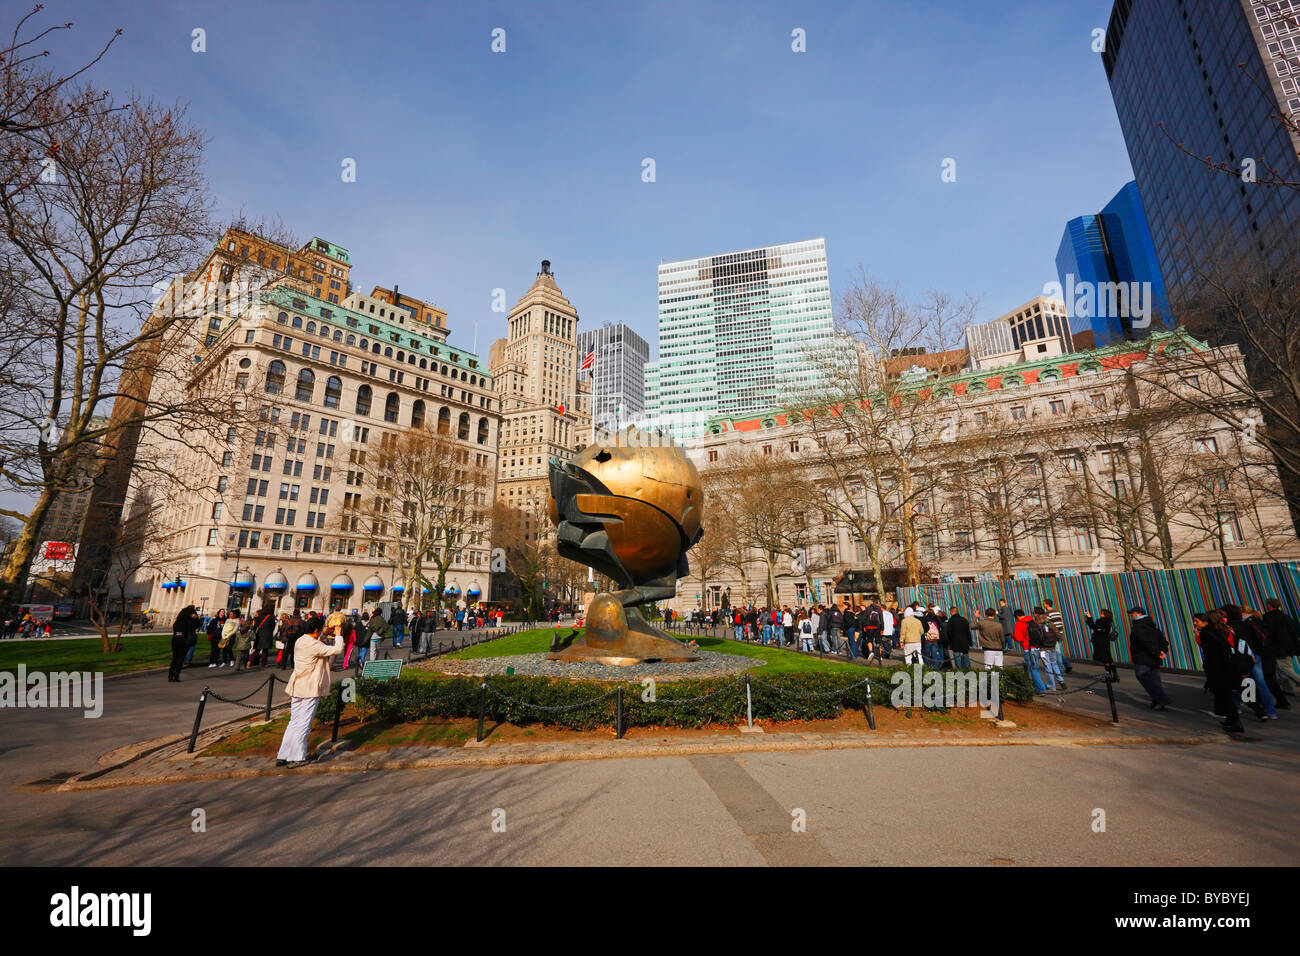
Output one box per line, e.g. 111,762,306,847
361,659,403,680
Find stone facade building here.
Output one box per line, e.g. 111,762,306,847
116,227,500,619
672,329,1300,612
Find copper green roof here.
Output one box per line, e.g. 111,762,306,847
304,237,350,264
253,286,489,379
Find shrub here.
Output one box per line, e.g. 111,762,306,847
337,665,1031,731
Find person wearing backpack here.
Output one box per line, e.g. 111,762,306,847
921,607,944,667
860,602,883,662
1042,599,1073,675
1013,609,1048,693
797,610,815,652
1193,610,1244,732
1236,608,1278,720
1032,607,1064,690
1130,607,1172,712
824,603,846,657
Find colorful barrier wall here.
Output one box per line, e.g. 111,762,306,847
895,562,1300,671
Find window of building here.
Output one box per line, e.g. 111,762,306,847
1049,400,1066,415
356,384,372,416
265,360,285,395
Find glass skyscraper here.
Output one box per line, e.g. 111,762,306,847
1055,180,1170,346
1104,0,1300,310
577,322,649,432
643,238,835,442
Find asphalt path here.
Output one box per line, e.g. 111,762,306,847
1,634,1297,866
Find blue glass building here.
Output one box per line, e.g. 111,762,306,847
1055,180,1171,346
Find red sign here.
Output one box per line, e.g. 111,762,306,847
43,542,73,560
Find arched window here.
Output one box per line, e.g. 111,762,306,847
346,334,356,346
437,407,451,435
372,343,380,354
419,358,427,369
306,321,316,334
320,325,330,338
356,384,372,416
460,370,467,381
265,360,286,394
333,330,342,342
384,347,393,358
408,353,416,364
397,351,405,363
295,368,315,402
384,392,400,424
477,417,489,444
292,316,302,328
325,376,342,409
441,365,448,376
277,312,288,325
470,375,477,386
359,338,367,350
457,412,470,440
411,400,425,427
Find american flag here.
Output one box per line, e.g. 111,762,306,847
580,349,595,371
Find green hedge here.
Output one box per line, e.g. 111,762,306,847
320,665,1034,731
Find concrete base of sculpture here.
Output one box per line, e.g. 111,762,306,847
547,593,700,666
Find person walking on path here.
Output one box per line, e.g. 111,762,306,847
1129,608,1172,712
1262,598,1299,707
167,606,200,682
275,614,344,768
1236,608,1278,721
975,609,1004,669
1085,609,1117,682
1194,611,1246,733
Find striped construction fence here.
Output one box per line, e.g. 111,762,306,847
896,561,1300,672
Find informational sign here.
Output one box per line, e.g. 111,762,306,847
43,541,74,560
360,659,403,681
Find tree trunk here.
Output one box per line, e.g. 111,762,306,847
0,487,56,610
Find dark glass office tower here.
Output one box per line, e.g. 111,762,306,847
1103,0,1300,313
1055,180,1171,345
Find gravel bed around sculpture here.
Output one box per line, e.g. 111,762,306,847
429,650,765,682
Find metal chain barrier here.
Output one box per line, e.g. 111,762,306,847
747,675,875,699
205,675,277,707
484,684,620,713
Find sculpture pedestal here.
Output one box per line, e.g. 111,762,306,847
547,593,700,665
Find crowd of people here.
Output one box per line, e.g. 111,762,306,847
684,594,1300,731
2,611,53,639
165,602,507,682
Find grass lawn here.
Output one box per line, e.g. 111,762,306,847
0,633,182,677
443,626,869,676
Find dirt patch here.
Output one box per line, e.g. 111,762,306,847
201,698,1110,758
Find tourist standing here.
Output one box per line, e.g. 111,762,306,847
218,610,240,667
975,609,1004,669
168,606,200,682
1262,598,1299,708
1013,609,1048,693
1130,608,1172,712
900,608,923,665
251,605,276,667
945,606,972,669
206,610,227,668
824,603,845,657
1041,599,1072,675
1085,609,1117,682
797,610,815,652
1033,607,1065,690
275,614,344,768
881,603,896,654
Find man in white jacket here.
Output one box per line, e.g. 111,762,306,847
276,615,343,768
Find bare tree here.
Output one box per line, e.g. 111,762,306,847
0,78,216,609
350,425,490,618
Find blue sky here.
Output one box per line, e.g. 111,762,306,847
55,0,1130,358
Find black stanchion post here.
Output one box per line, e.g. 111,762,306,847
332,682,344,743
1106,673,1119,724
264,675,275,721
476,681,487,742
865,683,876,730
616,684,624,739
188,688,209,754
